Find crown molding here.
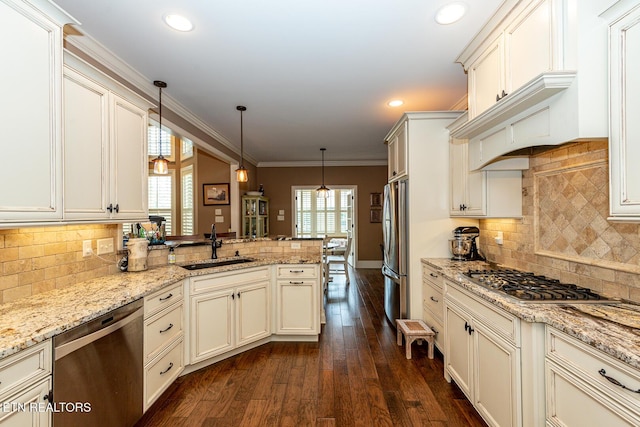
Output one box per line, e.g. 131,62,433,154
257,159,387,168
63,32,257,164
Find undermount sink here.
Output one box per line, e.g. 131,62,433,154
180,258,255,270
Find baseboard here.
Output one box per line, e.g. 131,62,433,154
356,260,382,269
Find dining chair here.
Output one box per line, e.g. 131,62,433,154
325,235,352,285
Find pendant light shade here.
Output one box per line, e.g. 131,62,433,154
316,148,330,198
236,105,248,183
153,80,169,174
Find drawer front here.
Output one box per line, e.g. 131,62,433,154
144,303,184,362
191,266,270,293
546,327,640,407
144,281,183,317
0,340,51,400
144,338,184,410
445,281,519,346
423,282,443,324
276,265,318,279
422,263,443,288
422,308,444,353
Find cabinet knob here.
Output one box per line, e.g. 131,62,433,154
430,296,439,303
107,203,113,213
114,204,119,213
393,171,397,176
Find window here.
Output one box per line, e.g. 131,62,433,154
181,137,193,160
181,165,194,235
148,173,174,234
148,123,173,160
294,188,353,238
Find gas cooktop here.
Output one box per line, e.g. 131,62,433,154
464,269,619,303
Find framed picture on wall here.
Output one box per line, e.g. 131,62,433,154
370,192,382,207
203,183,230,206
370,208,382,223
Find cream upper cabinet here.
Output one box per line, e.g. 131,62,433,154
63,53,150,222
453,0,609,170
606,1,640,220
0,0,76,224
449,137,487,217
386,121,407,182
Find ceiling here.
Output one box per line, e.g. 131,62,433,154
55,0,503,165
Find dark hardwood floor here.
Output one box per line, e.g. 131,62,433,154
136,268,487,426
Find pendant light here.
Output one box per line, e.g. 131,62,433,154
236,105,249,183
152,80,169,174
316,148,330,198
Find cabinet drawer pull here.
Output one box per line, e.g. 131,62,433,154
598,369,640,393
160,362,174,375
289,270,304,273
430,296,439,303
431,326,439,335
429,273,438,278
159,293,173,301
289,281,304,284
159,323,173,333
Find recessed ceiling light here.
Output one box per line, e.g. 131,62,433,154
163,14,194,32
388,99,404,107
435,3,467,25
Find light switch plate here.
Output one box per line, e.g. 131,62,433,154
215,209,222,215
291,242,301,249
215,216,224,223
82,240,92,257
277,215,285,221
97,238,114,255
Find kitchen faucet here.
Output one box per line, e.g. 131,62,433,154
211,224,222,259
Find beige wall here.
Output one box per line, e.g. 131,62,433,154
479,140,640,303
256,165,387,261
0,224,121,304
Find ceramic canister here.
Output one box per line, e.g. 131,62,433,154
126,238,148,271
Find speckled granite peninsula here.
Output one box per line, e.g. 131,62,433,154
422,258,640,369
0,255,320,360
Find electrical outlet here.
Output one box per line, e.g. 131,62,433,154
97,238,114,255
82,240,93,257
291,242,301,249
495,231,504,245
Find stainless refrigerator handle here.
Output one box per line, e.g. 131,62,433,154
382,265,400,281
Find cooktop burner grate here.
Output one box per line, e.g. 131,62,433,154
464,269,614,303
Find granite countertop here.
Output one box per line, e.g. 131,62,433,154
422,258,640,369
0,256,320,360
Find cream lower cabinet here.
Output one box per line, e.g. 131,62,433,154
545,326,640,426
445,281,523,427
63,52,150,222
421,263,444,352
0,340,52,426
143,282,184,411
189,267,271,364
275,265,320,335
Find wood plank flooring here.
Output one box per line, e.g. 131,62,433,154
136,268,487,427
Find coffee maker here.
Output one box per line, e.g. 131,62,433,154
449,226,484,261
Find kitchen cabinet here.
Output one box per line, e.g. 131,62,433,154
143,282,184,411
275,265,320,335
0,340,52,426
386,121,407,182
0,0,76,224
421,263,444,353
545,326,640,426
188,267,271,364
605,1,640,220
445,281,523,427
452,0,608,170
241,195,269,237
449,114,527,218
63,53,150,222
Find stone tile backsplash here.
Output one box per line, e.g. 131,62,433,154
479,140,640,303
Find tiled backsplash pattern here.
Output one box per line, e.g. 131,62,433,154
479,141,640,303
0,225,120,303
0,224,322,304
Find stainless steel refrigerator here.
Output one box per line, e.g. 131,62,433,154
382,180,408,324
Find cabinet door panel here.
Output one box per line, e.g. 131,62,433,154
475,325,519,427
236,282,270,346
469,37,503,118
445,304,473,399
277,281,317,334
111,94,147,220
0,1,62,221
190,290,233,363
63,69,109,218
506,0,552,92
449,139,467,215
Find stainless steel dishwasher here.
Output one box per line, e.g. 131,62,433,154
53,299,143,427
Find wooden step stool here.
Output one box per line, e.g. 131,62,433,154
396,319,435,360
